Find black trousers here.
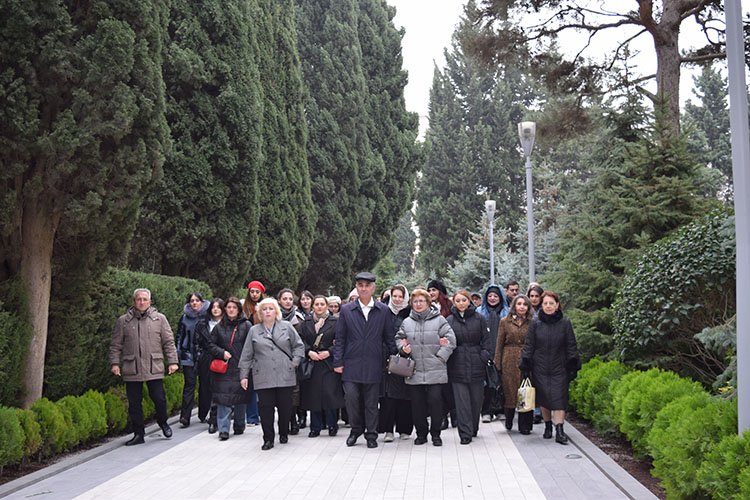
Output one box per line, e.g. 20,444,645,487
126,379,167,435
257,386,294,443
378,396,413,435
180,365,197,421
409,384,445,439
196,355,214,422
343,381,380,441
452,381,484,439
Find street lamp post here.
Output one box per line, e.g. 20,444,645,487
485,200,496,285
518,121,536,284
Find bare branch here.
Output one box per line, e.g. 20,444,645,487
681,51,726,64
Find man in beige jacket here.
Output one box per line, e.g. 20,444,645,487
110,288,179,445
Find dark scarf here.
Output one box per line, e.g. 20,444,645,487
280,306,297,322
538,309,563,324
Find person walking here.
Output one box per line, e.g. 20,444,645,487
478,284,508,422
110,288,178,446
240,298,304,450
194,298,224,433
396,287,456,447
519,291,580,444
333,271,397,448
176,292,210,427
447,289,492,444
241,280,265,427
496,295,533,433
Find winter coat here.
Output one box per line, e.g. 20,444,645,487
110,306,178,382
446,305,492,384
381,307,412,400
334,300,397,384
520,310,579,410
176,300,209,367
207,316,252,406
193,318,219,362
495,314,530,409
299,315,344,411
239,320,304,390
395,307,456,385
477,284,509,355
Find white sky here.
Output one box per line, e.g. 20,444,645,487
387,1,743,138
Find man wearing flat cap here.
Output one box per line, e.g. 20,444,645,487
334,271,397,448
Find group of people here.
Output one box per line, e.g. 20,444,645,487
109,273,580,450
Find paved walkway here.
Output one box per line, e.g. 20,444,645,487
0,413,657,500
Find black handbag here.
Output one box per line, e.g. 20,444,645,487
297,358,314,381
485,360,501,390
387,354,416,377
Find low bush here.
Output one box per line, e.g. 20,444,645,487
142,386,156,422
104,386,128,433
610,368,704,456
30,398,67,456
697,428,750,499
81,390,108,439
570,358,631,437
15,408,41,461
163,373,184,414
56,396,85,450
0,406,24,470
648,397,736,498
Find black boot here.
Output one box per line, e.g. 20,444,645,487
208,406,218,434
543,421,553,439
289,408,300,435
555,423,568,445
125,433,145,446
504,409,515,431
298,409,307,429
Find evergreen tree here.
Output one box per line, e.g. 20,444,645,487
128,0,263,297
0,0,170,406
390,211,417,276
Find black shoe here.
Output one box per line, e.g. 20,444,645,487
279,435,288,444
234,428,244,435
289,424,300,436
555,424,569,445
328,427,338,437
441,417,449,430
366,438,378,448
346,434,358,447
298,415,307,429
505,409,515,431
159,423,172,438
414,436,427,445
208,422,218,434
219,432,229,441
262,441,274,450
309,430,320,438
432,436,442,447
520,429,531,435
179,417,190,428
543,421,553,439
460,437,471,445
125,433,145,446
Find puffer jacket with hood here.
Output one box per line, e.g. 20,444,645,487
477,284,508,354
395,307,456,385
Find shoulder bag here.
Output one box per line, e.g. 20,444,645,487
387,354,416,377
209,325,237,374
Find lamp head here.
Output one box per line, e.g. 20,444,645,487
485,199,496,218
518,121,536,157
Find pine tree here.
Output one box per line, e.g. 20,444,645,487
391,211,417,275
0,0,170,406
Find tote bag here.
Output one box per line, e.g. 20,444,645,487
516,377,536,413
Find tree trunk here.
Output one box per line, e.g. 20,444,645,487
19,199,59,408
653,27,682,138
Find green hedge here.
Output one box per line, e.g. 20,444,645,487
15,408,41,460
0,279,31,407
0,406,24,470
697,429,750,499
30,397,66,457
569,358,632,437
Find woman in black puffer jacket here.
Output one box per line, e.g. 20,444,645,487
447,289,493,444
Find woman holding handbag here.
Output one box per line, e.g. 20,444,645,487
239,298,305,450
299,295,344,437
193,298,224,433
206,297,252,441
519,291,580,444
496,295,532,433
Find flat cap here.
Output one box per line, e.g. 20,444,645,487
354,271,376,282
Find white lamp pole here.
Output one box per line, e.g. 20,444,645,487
518,121,537,284
485,200,496,284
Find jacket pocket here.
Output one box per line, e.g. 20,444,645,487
150,353,164,375
122,355,138,377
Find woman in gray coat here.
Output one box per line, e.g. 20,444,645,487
395,287,456,446
240,298,304,450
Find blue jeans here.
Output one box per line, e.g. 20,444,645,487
217,404,246,434
245,390,259,424
310,409,338,433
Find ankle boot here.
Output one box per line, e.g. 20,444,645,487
543,421,553,439
504,409,515,430
289,409,300,435
555,423,568,445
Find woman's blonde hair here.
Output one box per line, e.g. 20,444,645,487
257,297,283,321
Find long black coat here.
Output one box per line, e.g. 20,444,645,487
299,315,344,411
381,307,411,400
207,316,252,406
521,311,579,410
446,306,493,384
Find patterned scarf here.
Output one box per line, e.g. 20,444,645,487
313,311,329,333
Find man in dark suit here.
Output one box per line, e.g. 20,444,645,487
333,272,397,448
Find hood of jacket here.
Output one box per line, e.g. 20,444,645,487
183,299,210,319
410,305,441,322
478,284,508,319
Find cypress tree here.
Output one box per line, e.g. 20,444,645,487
0,0,170,406
128,0,263,297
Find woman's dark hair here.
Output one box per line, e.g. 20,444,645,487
222,296,243,323
527,284,544,297
540,290,562,312
313,294,328,303
186,291,204,303
298,290,314,308
277,288,295,301
509,295,532,320
208,298,225,319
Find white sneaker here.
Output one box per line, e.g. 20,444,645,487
482,414,492,423
399,433,410,440
384,432,394,442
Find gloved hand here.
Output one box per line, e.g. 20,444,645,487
518,357,532,373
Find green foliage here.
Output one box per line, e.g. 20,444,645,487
569,358,631,437
81,390,108,439
142,386,156,422
648,397,737,499
44,267,211,400
163,373,184,415
697,429,750,499
56,396,84,450
565,308,614,361
0,406,24,469
613,211,735,384
30,398,66,456
0,279,30,406
14,408,41,460
610,368,705,456
104,386,128,433
390,212,417,276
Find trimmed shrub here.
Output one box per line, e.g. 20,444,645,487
55,396,84,449
569,358,631,437
14,408,42,461
697,428,750,499
30,398,66,456
142,385,156,422
610,368,705,456
0,279,32,407
104,386,128,433
163,373,184,414
81,390,108,439
0,406,24,470
648,397,737,498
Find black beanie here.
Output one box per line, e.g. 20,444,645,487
427,279,448,296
